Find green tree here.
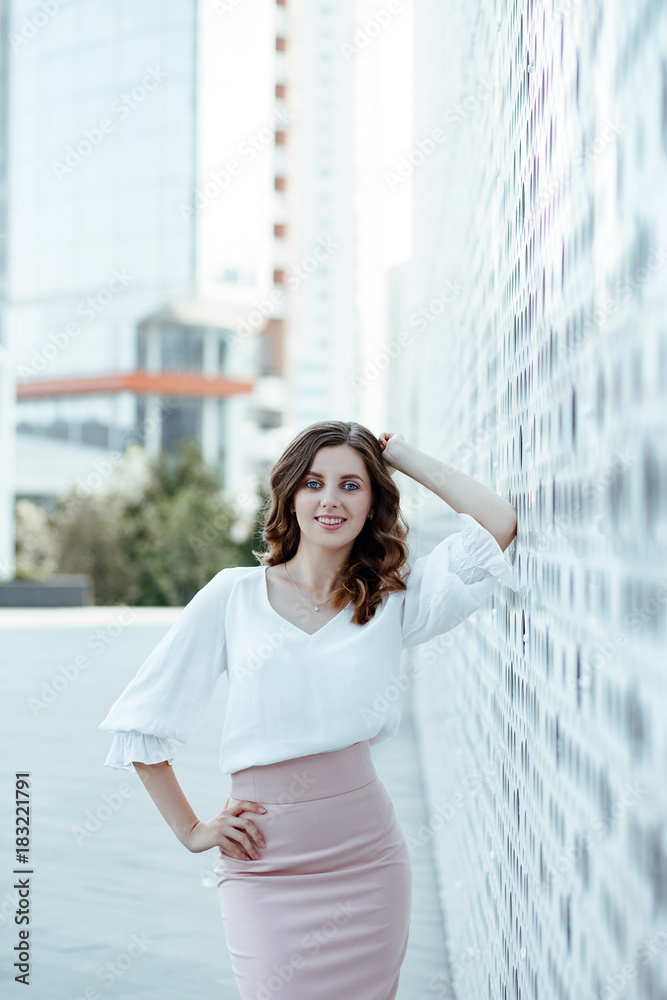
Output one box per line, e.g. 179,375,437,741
51,439,257,606
14,499,59,580
51,492,137,604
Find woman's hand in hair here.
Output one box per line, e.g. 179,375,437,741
378,431,406,475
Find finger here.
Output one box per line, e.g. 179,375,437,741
224,830,255,859
222,843,249,860
219,844,240,859
236,818,265,851
246,822,265,847
241,831,261,856
228,832,258,860
229,799,263,814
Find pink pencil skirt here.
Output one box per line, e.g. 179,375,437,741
214,739,412,1000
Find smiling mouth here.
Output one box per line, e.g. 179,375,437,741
315,517,347,525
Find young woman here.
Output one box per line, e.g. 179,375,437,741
99,420,518,1000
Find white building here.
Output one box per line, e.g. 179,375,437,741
281,0,360,430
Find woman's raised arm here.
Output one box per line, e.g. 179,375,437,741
382,435,517,551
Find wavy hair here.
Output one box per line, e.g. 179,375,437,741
252,421,411,625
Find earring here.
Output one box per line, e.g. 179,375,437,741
291,508,295,514
367,513,373,520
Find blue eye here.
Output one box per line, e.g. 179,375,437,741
304,480,359,490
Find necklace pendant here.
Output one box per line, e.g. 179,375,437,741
313,605,319,611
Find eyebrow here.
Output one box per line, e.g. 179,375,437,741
304,471,365,480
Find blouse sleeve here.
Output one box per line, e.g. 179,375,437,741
401,512,518,649
98,568,232,773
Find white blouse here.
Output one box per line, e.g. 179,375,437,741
99,512,518,775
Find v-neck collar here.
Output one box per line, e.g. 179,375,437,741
261,567,351,637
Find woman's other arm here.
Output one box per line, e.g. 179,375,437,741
133,761,266,861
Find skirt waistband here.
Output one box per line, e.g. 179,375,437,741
230,740,377,803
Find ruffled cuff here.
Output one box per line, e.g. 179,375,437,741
103,731,180,773
447,512,518,590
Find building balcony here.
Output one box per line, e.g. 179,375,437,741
16,371,254,400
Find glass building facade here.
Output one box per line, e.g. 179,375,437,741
9,0,197,301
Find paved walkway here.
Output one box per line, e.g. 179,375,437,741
0,608,451,999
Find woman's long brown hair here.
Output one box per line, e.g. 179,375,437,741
252,420,411,625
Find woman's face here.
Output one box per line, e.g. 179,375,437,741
291,445,373,546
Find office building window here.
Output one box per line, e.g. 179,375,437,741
81,419,110,448
161,397,202,456
161,325,204,372
218,333,229,372
137,326,147,368
137,321,206,372
254,408,282,430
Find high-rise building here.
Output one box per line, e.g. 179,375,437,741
5,0,285,504
0,0,15,577
281,0,360,429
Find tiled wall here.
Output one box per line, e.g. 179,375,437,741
398,1,667,997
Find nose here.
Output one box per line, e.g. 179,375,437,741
319,489,339,509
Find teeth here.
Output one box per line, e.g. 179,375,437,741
317,517,345,524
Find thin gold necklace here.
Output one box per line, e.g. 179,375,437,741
284,561,332,612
